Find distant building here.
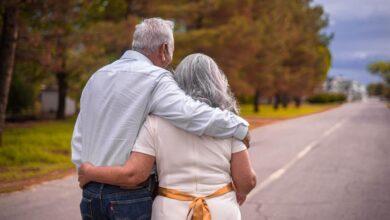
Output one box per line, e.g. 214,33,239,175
323,76,367,101
40,87,76,117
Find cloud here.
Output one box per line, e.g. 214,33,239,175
313,0,390,84
314,0,390,21
329,68,383,85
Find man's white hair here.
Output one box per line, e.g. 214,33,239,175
132,18,174,55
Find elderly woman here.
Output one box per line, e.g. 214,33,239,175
78,53,257,220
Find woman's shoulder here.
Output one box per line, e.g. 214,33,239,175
144,115,179,132
145,115,169,125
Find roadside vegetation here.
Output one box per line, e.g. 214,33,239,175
367,61,390,101
0,119,74,192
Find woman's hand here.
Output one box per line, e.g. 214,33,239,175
236,193,247,206
78,162,94,189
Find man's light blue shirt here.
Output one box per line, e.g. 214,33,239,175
71,50,249,167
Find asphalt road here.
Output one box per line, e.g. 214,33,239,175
241,99,390,220
0,99,389,220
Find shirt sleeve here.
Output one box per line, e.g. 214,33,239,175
149,73,249,140
71,111,83,168
231,139,247,153
132,116,157,156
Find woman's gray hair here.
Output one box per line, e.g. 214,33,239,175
174,53,239,114
132,18,174,56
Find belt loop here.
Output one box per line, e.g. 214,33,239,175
148,175,153,192
99,183,104,198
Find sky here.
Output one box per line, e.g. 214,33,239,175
313,0,390,85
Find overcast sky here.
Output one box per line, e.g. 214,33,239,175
313,0,390,84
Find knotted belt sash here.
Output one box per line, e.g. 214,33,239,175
158,183,234,220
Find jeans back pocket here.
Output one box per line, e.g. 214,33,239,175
110,197,152,220
80,197,93,220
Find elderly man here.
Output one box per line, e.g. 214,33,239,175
71,18,250,220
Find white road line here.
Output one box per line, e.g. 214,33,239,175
247,119,348,200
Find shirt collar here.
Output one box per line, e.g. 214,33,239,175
120,50,153,65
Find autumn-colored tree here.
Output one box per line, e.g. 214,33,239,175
247,0,331,111
66,0,159,100
2,0,333,128
282,0,331,108
21,0,83,119
244,0,289,111
152,0,259,99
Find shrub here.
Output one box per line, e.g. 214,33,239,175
307,93,346,103
7,73,36,116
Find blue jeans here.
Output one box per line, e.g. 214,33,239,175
80,178,155,220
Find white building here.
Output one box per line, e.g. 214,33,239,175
40,87,76,117
323,76,367,101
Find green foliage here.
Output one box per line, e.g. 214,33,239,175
307,93,346,104
7,61,47,116
7,73,35,116
368,61,390,101
368,61,390,85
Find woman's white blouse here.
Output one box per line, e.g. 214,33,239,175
133,115,246,194
132,115,246,220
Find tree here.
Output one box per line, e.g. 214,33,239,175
282,1,331,108
367,83,385,96
266,0,331,109
155,0,258,100
29,0,82,119
368,61,390,100
368,61,390,85
0,1,20,145
153,0,332,111
66,0,158,100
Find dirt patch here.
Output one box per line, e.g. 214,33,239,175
0,167,9,172
21,167,41,172
51,149,70,155
0,168,75,194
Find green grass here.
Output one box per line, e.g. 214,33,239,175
0,119,75,183
240,103,339,119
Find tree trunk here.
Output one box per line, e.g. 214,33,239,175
281,93,289,109
273,93,281,110
0,4,19,146
267,97,272,105
56,72,67,119
294,97,302,108
253,89,260,113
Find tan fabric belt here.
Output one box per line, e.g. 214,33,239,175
158,183,234,220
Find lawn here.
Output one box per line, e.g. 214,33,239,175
240,103,340,129
0,119,75,191
240,103,339,119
